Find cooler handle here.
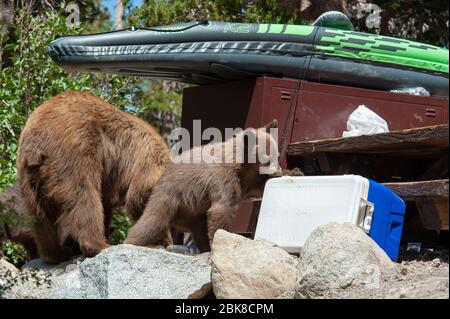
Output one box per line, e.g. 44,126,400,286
358,199,374,233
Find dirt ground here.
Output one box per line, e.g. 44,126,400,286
324,248,449,299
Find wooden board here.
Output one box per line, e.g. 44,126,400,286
383,179,449,200
288,125,449,157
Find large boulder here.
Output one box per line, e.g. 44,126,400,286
211,229,298,299
47,244,211,299
295,223,396,298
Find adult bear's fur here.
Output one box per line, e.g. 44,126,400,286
125,121,281,252
17,91,170,263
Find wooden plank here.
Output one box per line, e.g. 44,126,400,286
383,179,449,200
287,125,449,157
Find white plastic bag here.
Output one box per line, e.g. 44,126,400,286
342,105,389,137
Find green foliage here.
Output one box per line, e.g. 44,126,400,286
127,0,305,27
108,211,134,245
134,80,183,131
1,240,27,266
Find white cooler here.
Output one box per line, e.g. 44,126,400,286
254,175,405,259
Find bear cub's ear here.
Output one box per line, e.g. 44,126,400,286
263,119,278,132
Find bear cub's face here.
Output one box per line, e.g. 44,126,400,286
237,120,282,200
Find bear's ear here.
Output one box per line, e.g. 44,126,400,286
263,119,278,132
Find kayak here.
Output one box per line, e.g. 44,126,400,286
47,17,449,97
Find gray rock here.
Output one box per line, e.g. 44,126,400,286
295,223,396,298
0,258,18,273
1,259,52,299
48,244,211,299
211,229,298,299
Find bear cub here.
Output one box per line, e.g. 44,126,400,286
125,120,281,252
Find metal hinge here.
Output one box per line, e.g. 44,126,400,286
358,199,374,233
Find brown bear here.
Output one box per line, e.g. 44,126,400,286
17,91,170,263
125,121,282,252
0,183,38,260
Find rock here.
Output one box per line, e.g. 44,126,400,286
48,244,211,299
211,229,298,299
0,259,19,298
20,257,83,299
1,259,52,299
431,258,441,268
295,223,396,299
0,258,18,274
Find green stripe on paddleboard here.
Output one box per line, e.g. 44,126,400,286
315,44,449,73
257,24,314,36
284,25,314,36
318,28,449,73
257,24,270,33
254,24,447,73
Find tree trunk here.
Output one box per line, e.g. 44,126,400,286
115,0,124,30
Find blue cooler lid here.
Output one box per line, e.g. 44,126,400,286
367,179,406,261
